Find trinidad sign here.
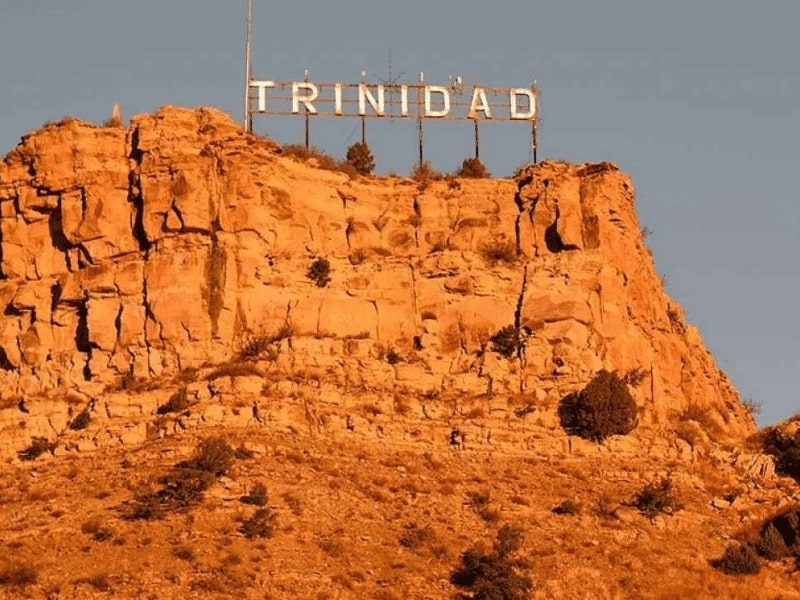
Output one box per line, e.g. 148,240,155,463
242,1,539,166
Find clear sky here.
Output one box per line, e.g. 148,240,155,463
1,0,798,425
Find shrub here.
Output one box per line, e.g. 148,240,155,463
281,144,339,171
345,142,375,175
157,388,190,415
742,397,762,418
467,491,500,523
763,429,800,482
69,406,91,431
755,523,790,560
633,478,682,518
127,438,234,519
481,239,518,265
558,370,638,441
489,325,529,359
385,349,402,365
713,543,760,575
552,500,581,516
410,161,441,184
239,508,277,539
185,437,234,476
398,522,434,550
17,437,57,461
306,258,331,288
0,562,37,587
450,524,533,600
81,517,113,542
456,158,489,179
240,483,269,507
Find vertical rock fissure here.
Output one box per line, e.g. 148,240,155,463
514,263,529,392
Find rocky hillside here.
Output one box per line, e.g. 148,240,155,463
0,107,753,456
1,107,797,600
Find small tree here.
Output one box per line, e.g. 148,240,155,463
306,258,331,288
450,524,533,600
345,142,375,175
457,157,489,178
558,370,638,441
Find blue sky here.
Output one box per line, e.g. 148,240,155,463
1,0,798,424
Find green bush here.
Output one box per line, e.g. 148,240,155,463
450,524,533,600
345,142,375,175
558,370,638,441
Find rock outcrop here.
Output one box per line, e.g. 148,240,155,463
0,106,753,455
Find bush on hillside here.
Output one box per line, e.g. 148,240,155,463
345,142,375,175
306,258,331,288
763,428,800,482
558,370,638,441
450,524,533,600
456,157,489,178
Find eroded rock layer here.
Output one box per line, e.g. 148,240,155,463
0,106,752,447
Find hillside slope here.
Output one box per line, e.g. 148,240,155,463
0,106,752,456
0,107,794,600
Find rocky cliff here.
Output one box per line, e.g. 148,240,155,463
0,106,753,458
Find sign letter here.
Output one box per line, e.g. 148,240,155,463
292,82,319,114
510,89,536,120
359,84,385,116
335,84,343,115
251,80,276,112
468,87,492,119
424,86,450,118
400,85,409,117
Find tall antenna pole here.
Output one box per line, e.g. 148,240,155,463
243,0,253,132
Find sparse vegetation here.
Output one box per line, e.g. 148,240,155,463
742,397,762,419
489,325,530,359
633,478,682,518
552,499,581,515
157,387,190,415
81,517,113,542
0,562,37,587
385,349,402,365
69,405,92,430
755,523,790,560
763,428,800,481
480,238,518,265
467,491,500,523
558,370,638,441
344,142,375,175
410,160,441,186
713,543,760,575
240,507,277,539
241,483,269,507
450,524,533,600
17,437,57,461
307,257,332,288
127,437,235,520
281,144,340,171
456,157,489,179
398,522,434,550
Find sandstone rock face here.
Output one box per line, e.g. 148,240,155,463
0,106,753,446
